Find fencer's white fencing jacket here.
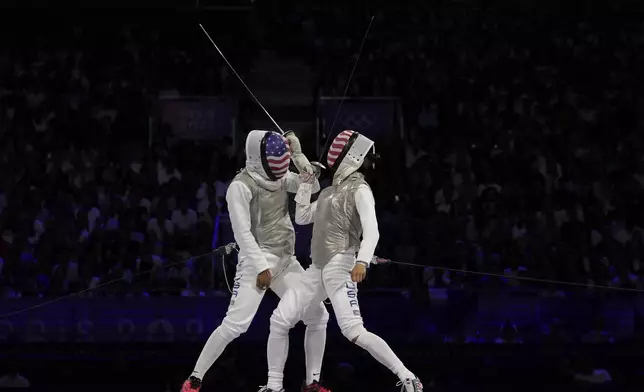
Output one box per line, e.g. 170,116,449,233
226,129,319,274
296,172,379,268
226,169,320,274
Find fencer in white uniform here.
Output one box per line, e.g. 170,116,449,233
264,130,424,392
181,130,329,392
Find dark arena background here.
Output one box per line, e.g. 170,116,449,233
2,0,644,391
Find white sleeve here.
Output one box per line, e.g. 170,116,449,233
355,184,379,264
295,200,318,225
283,171,321,194
226,181,270,273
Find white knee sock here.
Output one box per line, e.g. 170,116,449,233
354,331,415,382
191,327,235,380
267,329,289,391
304,327,326,384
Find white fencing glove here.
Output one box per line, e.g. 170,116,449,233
284,131,313,176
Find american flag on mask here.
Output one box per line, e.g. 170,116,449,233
327,130,354,168
265,132,291,178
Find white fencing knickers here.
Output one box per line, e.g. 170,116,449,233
267,254,415,389
191,253,329,381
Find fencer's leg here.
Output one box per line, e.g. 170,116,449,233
302,305,329,384
323,260,416,383
267,264,326,391
191,261,266,380
271,259,330,385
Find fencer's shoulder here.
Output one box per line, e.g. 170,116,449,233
352,177,373,195
231,170,255,189
226,180,252,199
355,183,374,197
229,179,251,191
354,184,375,205
231,169,250,183
318,184,336,197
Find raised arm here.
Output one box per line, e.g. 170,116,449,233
354,184,380,265
283,131,321,194
226,181,270,274
295,200,318,225
283,171,321,194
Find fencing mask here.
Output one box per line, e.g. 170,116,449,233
326,130,378,184
245,130,291,181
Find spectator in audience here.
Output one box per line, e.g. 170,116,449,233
572,357,612,385
171,199,198,233
0,357,29,388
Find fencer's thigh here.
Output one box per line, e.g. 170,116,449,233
322,258,364,332
222,259,266,332
271,263,327,328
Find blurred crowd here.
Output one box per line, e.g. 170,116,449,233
2,4,644,311
0,20,252,299
290,4,644,297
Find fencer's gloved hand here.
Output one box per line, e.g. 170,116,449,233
256,268,272,290
284,131,313,175
310,162,325,179
299,171,316,185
